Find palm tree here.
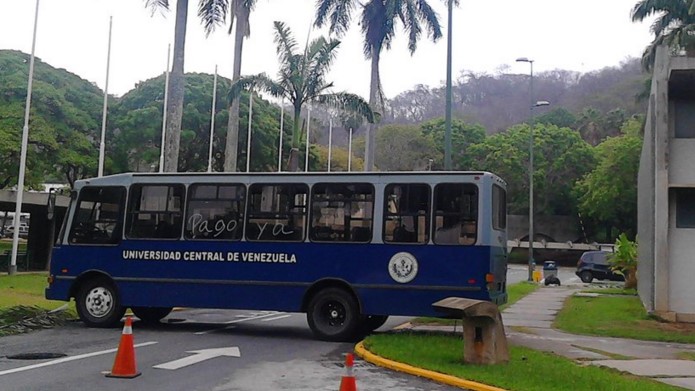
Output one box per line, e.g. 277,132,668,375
315,0,443,171
198,0,258,172
228,21,375,171
632,0,695,71
145,0,190,172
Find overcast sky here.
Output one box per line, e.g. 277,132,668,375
0,0,655,99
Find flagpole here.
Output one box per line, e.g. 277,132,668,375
10,0,40,275
159,44,171,173
246,91,253,172
207,65,218,172
305,104,311,172
348,128,353,172
98,15,113,177
278,98,284,172
327,118,333,172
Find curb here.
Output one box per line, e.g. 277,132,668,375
354,341,508,391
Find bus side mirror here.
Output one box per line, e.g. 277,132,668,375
47,189,56,221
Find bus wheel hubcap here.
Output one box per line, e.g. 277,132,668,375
86,287,112,318
326,303,344,326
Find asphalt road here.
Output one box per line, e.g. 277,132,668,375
0,309,462,391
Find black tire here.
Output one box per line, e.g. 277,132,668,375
579,270,593,283
544,279,551,286
307,288,360,342
76,277,125,328
360,315,389,334
131,307,173,324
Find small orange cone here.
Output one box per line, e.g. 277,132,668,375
339,353,357,391
106,316,141,378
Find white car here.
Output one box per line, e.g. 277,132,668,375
4,223,29,238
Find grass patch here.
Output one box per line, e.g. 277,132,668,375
0,305,72,337
0,273,73,312
0,239,28,253
676,351,695,361
364,332,676,391
555,295,695,344
581,288,637,296
571,345,633,360
412,282,539,326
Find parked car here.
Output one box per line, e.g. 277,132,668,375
4,223,29,238
576,251,625,283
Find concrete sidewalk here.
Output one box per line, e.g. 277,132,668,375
412,285,695,390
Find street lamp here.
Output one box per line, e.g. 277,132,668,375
516,57,550,282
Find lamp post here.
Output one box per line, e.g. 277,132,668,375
516,57,551,282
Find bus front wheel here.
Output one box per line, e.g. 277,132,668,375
131,307,173,324
76,278,125,328
307,288,360,342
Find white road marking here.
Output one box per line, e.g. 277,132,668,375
260,314,291,322
153,347,241,370
194,312,285,335
0,341,158,377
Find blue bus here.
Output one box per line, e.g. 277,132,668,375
46,171,508,341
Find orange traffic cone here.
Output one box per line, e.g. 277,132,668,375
339,353,357,391
106,316,141,378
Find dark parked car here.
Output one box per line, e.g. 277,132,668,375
576,251,625,283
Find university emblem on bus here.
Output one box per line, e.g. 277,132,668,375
388,252,419,283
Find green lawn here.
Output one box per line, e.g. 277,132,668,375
555,294,695,344
0,272,69,310
364,332,677,391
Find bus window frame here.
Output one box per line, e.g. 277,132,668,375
125,183,186,241
432,182,479,246
67,186,127,246
309,182,375,243
184,182,246,241
382,183,431,245
245,182,309,242
492,184,507,230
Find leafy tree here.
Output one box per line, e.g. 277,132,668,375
315,0,443,170
228,21,374,171
632,0,695,71
198,0,260,172
574,117,643,241
469,123,595,215
608,233,638,289
374,124,439,171
535,107,576,128
0,50,103,188
420,118,486,170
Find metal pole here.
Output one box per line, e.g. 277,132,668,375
207,65,218,172
246,91,253,172
305,104,311,172
159,44,171,173
278,98,284,172
98,15,113,177
11,0,40,275
327,118,333,172
348,128,353,172
444,0,453,170
528,61,535,282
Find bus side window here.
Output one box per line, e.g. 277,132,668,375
68,186,126,245
126,184,185,240
433,183,478,245
185,184,245,240
383,183,430,244
309,183,374,243
245,183,308,242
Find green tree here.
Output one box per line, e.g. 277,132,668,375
198,0,260,172
608,233,638,289
375,124,439,171
632,0,695,71
228,21,374,171
535,107,576,129
315,0,443,170
420,118,486,170
574,117,643,241
470,123,595,215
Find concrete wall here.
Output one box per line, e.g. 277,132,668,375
507,215,580,242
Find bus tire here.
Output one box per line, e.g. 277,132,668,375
360,315,389,334
76,278,125,328
307,288,360,342
131,307,172,324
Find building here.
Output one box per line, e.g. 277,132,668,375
638,46,695,322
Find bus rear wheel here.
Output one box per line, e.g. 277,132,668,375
131,307,173,324
76,278,125,328
307,288,360,342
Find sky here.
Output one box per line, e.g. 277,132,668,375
0,0,655,100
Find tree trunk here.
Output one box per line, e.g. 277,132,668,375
223,17,247,172
365,46,381,171
288,106,302,171
163,0,188,172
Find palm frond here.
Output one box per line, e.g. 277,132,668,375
198,0,229,37
273,21,299,67
415,0,443,39
228,73,286,103
145,0,169,16
315,92,376,124
314,0,354,37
